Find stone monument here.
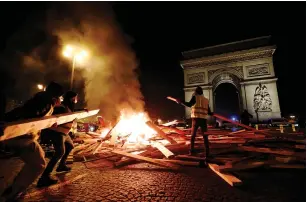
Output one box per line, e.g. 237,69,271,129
180,36,281,122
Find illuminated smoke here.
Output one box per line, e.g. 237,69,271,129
1,2,145,121
47,2,145,122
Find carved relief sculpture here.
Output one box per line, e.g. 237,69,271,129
187,72,205,84
247,63,270,77
208,66,243,82
253,83,272,111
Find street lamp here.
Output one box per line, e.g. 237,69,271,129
62,45,89,90
37,84,45,91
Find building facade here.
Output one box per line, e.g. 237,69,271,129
181,36,281,122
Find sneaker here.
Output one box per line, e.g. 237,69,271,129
37,175,58,188
56,165,71,172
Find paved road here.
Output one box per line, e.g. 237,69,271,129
0,158,305,202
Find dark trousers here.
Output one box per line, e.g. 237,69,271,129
191,118,210,157
41,131,74,176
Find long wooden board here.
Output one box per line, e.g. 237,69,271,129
269,164,305,169
111,150,179,170
208,163,242,187
213,114,255,130
146,121,177,144
0,109,99,141
114,143,187,167
219,161,265,172
176,155,206,161
155,159,199,166
239,146,305,158
151,141,175,159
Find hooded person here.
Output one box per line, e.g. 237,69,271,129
1,82,64,201
37,91,83,187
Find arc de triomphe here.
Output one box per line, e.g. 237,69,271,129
180,36,281,122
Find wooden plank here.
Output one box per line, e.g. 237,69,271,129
161,126,186,136
78,142,98,154
219,161,265,172
210,140,246,144
114,143,188,167
155,159,200,166
111,150,179,170
0,109,99,141
176,155,206,161
151,141,175,159
208,164,242,187
213,114,271,136
146,121,177,144
274,156,297,163
269,164,305,169
228,129,246,135
228,155,262,165
295,145,306,150
239,146,305,158
213,114,254,130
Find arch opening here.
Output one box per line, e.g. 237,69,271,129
214,83,240,119
212,72,242,120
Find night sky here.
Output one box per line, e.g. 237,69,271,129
0,2,306,123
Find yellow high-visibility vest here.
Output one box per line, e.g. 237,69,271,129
191,95,209,119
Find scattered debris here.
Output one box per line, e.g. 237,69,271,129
2,112,305,187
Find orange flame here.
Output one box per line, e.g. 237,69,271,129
105,111,156,144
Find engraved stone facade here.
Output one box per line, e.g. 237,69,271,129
181,38,281,121
247,63,270,77
187,72,205,84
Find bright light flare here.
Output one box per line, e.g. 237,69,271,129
37,84,44,90
75,50,88,62
63,45,74,58
62,45,89,62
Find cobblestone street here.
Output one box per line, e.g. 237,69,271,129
0,157,305,202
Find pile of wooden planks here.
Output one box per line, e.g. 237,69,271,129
2,111,304,187
68,114,305,187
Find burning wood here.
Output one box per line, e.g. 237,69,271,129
146,121,177,144
111,150,179,170
9,109,302,187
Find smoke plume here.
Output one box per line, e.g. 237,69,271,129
2,2,145,121
50,3,145,122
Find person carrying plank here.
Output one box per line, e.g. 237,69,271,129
174,86,213,158
0,82,64,201
37,91,83,187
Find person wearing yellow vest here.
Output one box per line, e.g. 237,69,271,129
37,91,81,187
176,86,213,158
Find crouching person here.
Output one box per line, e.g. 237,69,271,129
37,91,81,187
0,82,64,201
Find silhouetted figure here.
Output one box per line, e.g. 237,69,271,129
1,82,64,201
241,109,253,126
176,86,213,160
37,91,79,187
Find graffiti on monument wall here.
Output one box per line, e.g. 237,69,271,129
187,72,205,84
253,83,272,111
